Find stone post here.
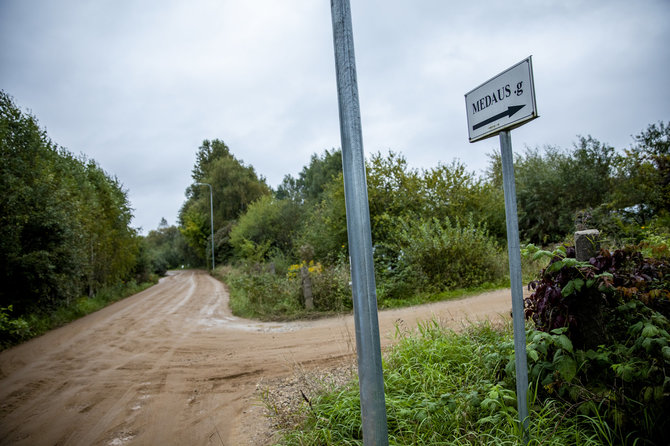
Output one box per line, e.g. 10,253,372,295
575,229,600,261
301,265,314,310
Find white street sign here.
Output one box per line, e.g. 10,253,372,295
465,56,538,143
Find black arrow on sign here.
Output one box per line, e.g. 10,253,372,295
472,105,526,131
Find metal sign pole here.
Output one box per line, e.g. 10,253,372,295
330,1,389,445
499,130,529,439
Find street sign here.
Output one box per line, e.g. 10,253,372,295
465,56,538,142
465,57,539,440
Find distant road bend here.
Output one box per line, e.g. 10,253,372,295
0,270,512,445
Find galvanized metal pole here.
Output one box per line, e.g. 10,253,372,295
330,1,389,444
195,182,215,270
499,130,529,438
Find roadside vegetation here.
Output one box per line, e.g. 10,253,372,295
182,120,668,324
0,280,156,348
0,92,160,348
273,238,670,445
1,87,668,442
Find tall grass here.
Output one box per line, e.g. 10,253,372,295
276,322,612,445
215,263,353,321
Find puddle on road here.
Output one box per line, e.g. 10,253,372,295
108,433,135,445
197,315,302,333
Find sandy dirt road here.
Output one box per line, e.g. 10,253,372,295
0,270,514,445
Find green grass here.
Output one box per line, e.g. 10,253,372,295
215,265,512,321
214,266,307,321
274,321,614,445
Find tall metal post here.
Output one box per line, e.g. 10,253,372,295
195,182,215,270
499,130,529,438
330,1,389,444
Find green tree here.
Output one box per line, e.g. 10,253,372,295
0,90,140,315
511,138,614,244
297,150,506,266
229,195,304,262
276,148,342,203
141,218,190,275
180,139,271,265
179,206,209,261
297,172,348,264
79,160,138,295
1,92,84,312
422,160,506,242
366,151,424,243
612,122,669,225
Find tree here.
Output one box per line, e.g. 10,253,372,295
79,160,138,295
276,148,343,203
297,172,348,264
511,138,615,244
0,90,140,316
142,219,190,275
179,139,271,264
1,92,84,312
421,160,506,242
297,148,343,203
612,122,669,225
229,195,304,262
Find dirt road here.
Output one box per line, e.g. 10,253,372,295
0,270,514,445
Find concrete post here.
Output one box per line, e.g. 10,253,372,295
301,265,314,310
575,229,600,261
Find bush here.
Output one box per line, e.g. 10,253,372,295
0,306,31,348
395,217,507,293
525,245,670,346
522,244,670,444
310,263,352,312
220,261,352,319
221,267,302,320
279,322,615,445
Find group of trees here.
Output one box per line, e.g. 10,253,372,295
174,121,668,309
175,120,668,263
178,139,271,265
1,91,141,317
136,218,198,278
3,83,667,320
509,128,669,244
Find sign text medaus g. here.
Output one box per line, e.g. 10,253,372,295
465,57,537,142
471,80,524,115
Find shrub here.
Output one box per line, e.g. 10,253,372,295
525,245,670,347
222,268,302,320
522,244,670,444
640,227,670,260
395,217,506,293
279,322,615,445
0,305,31,348
220,262,352,320
309,263,351,312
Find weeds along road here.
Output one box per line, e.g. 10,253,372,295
0,270,513,445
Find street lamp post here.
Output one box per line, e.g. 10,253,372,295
194,182,215,270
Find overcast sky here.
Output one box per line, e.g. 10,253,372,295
1,0,668,234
